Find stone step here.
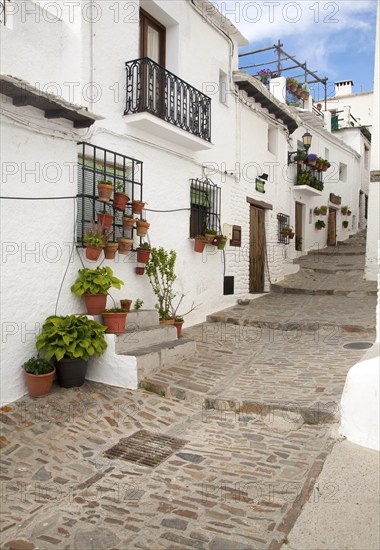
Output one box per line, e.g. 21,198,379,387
126,309,159,329
122,338,197,382
270,283,377,297
115,325,178,353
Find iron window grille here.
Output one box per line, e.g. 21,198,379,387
277,213,290,244
125,57,212,142
77,142,143,247
190,179,221,238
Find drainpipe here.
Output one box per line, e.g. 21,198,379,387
89,0,95,110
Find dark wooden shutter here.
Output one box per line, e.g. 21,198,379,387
230,225,242,247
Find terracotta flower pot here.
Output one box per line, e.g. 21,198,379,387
120,299,132,311
104,242,119,259
24,368,55,398
160,319,175,325
85,245,103,261
123,217,135,231
118,238,133,254
194,238,207,253
132,200,145,214
97,212,113,230
204,232,216,243
136,247,151,263
84,293,107,315
113,192,130,212
102,312,128,334
174,321,184,338
217,237,227,250
98,183,113,203
136,220,150,237
135,267,145,275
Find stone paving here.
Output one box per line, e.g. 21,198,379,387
0,231,378,550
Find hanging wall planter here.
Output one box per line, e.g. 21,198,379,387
136,245,151,264
135,266,145,275
194,236,208,253
104,242,119,260
85,245,104,261
113,192,130,212
118,237,133,254
123,215,136,232
98,180,113,203
136,219,150,237
132,200,145,214
97,211,113,230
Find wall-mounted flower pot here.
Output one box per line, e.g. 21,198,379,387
216,237,227,250
55,358,88,388
98,212,113,230
24,367,56,397
84,293,107,315
113,192,130,212
104,242,119,260
118,238,133,254
204,232,216,243
136,247,151,263
98,183,113,203
85,245,103,261
135,267,145,275
136,220,150,237
194,238,207,253
120,299,132,311
123,216,135,231
101,312,128,334
132,200,145,214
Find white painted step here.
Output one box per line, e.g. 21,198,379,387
120,339,196,381
115,325,178,353
126,310,159,329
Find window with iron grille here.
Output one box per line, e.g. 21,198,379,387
77,142,143,246
277,213,290,244
190,179,221,237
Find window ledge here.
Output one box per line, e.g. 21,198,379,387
293,185,323,196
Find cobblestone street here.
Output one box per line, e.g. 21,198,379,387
1,232,378,550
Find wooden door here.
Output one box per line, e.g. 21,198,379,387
328,209,336,246
295,202,303,251
250,206,265,293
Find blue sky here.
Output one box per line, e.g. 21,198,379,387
213,0,377,97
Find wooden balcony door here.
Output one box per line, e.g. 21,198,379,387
249,206,266,293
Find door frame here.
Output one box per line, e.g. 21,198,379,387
327,207,337,246
246,197,273,294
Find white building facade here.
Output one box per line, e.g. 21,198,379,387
0,0,373,403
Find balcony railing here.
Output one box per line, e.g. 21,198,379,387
125,57,211,142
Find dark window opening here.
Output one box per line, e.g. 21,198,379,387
77,142,143,247
190,179,221,237
277,213,290,244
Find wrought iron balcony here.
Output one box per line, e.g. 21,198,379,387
125,57,211,142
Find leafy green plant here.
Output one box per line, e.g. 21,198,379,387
342,220,349,228
320,205,328,215
315,219,326,229
313,207,321,215
341,205,349,215
84,218,112,247
134,298,144,310
71,266,124,297
294,151,307,162
138,242,151,250
36,315,107,362
102,308,127,313
23,356,54,375
98,179,113,186
145,247,177,321
204,229,217,235
115,182,124,192
295,235,303,251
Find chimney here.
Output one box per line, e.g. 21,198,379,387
335,80,354,96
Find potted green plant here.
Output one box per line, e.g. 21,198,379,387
341,206,349,215
134,298,144,310
101,308,128,334
301,86,310,100
316,157,325,171
258,68,271,84
320,205,328,215
194,235,208,253
22,356,55,397
281,225,295,239
122,214,136,232
315,219,326,230
342,220,349,228
36,315,107,388
286,77,298,93
132,200,145,214
120,299,132,311
295,235,303,251
322,161,331,172
146,247,177,323
136,242,151,263
204,228,217,243
214,235,227,250
113,182,130,212
98,179,113,203
313,207,321,216
84,219,112,261
136,219,150,237
71,266,124,314
294,151,307,164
